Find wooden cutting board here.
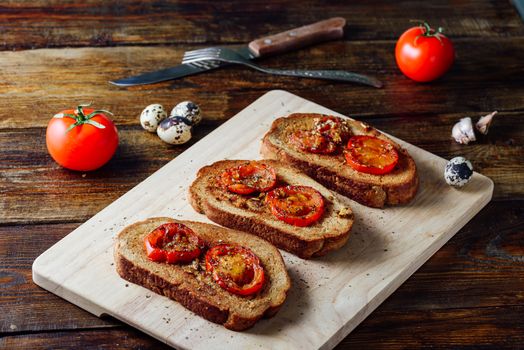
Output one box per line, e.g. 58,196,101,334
32,90,493,350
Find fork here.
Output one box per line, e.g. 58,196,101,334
182,47,383,88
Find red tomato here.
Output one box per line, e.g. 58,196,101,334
144,223,204,264
395,22,455,82
345,136,399,175
205,244,265,296
266,185,325,227
46,104,119,171
220,162,277,195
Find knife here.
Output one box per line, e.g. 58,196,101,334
110,17,347,87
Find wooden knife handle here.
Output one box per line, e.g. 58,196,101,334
248,17,346,58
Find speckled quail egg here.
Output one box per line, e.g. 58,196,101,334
170,101,201,125
156,116,192,145
444,157,473,187
140,104,167,132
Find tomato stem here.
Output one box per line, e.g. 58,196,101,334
56,103,111,133
65,121,81,133
409,20,446,46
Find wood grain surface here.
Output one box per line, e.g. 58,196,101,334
1,0,523,349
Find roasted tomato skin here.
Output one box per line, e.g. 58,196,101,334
46,107,118,171
266,185,325,227
395,24,455,82
345,135,399,175
144,223,204,264
205,244,265,296
220,162,277,195
290,130,336,154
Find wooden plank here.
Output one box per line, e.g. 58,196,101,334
0,125,215,225
31,90,493,349
0,0,522,50
0,223,113,333
0,111,520,225
340,305,524,349
1,37,523,131
0,328,170,350
2,201,522,335
1,305,522,349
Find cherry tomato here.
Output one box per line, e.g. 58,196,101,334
266,185,325,227
205,244,265,296
290,130,337,154
220,162,277,195
144,223,204,264
395,22,455,82
46,104,119,171
345,135,399,175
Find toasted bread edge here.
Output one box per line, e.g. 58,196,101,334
114,218,290,331
260,114,419,208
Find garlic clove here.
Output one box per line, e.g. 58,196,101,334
475,111,497,135
452,117,476,144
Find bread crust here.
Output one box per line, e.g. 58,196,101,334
114,217,291,331
189,160,354,259
261,113,419,208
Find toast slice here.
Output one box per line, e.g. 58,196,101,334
261,113,419,208
114,217,291,331
189,160,354,259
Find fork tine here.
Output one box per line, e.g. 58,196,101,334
183,47,220,58
183,53,218,61
182,50,221,64
183,52,218,61
186,60,221,69
183,51,220,61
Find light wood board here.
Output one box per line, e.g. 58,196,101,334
33,90,493,350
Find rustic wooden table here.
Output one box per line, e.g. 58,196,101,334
1,1,523,349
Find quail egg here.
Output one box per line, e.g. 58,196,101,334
157,117,192,145
140,104,167,132
171,101,201,125
444,157,473,187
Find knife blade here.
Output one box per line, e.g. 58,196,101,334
109,47,252,87
110,17,346,87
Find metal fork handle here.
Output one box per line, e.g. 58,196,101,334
183,54,383,88
239,61,382,88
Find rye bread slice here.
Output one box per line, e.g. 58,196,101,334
261,113,419,208
114,217,291,331
188,160,354,259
